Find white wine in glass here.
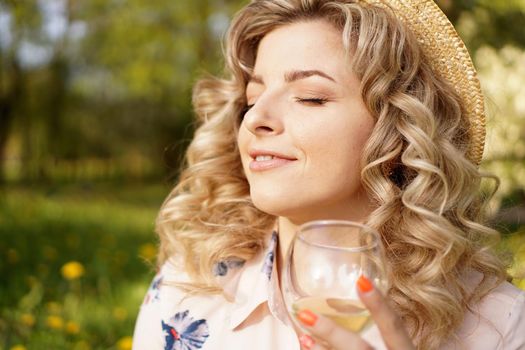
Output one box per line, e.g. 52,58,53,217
292,296,371,332
283,220,388,334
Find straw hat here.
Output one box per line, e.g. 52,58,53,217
360,0,486,166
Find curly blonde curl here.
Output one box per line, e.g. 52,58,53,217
156,0,507,348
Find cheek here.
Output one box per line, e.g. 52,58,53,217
236,128,249,164
303,123,369,168
236,126,244,150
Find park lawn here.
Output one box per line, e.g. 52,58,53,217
0,183,524,350
0,183,168,350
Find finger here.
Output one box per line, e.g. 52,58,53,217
311,342,329,350
299,334,327,350
357,275,415,350
297,309,374,350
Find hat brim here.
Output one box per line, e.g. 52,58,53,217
361,0,485,166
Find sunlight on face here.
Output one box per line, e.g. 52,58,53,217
237,20,375,224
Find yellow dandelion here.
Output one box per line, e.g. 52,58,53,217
138,243,157,261
20,313,36,327
10,345,27,350
117,336,133,350
46,301,62,314
65,320,80,334
46,315,64,330
113,307,128,321
61,261,85,280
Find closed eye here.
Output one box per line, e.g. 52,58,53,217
295,97,329,105
241,97,327,118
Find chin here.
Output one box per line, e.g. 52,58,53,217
249,189,320,222
249,185,371,224
250,189,296,216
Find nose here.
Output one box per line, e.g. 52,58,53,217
242,93,284,136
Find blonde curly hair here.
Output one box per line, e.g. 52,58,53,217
156,0,507,348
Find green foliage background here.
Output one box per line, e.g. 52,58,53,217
0,0,524,349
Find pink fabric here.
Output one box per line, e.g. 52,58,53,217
133,231,525,350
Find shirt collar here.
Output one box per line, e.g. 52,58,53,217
226,229,289,330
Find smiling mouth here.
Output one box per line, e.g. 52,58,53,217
249,154,296,171
254,155,275,161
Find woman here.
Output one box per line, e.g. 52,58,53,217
132,1,525,349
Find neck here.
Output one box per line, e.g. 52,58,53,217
275,207,374,285
275,217,298,287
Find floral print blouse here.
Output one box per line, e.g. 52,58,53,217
133,230,525,350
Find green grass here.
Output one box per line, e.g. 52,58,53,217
0,183,169,350
0,183,524,350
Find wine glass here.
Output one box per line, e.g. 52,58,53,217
282,220,388,334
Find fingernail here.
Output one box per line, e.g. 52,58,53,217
297,309,318,327
299,334,315,349
357,274,373,293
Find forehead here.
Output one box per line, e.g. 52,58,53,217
253,20,350,78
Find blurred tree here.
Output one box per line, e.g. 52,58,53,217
476,46,525,208
0,0,241,183
436,0,525,51
0,0,41,183
0,0,524,184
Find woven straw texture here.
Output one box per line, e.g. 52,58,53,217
360,0,486,165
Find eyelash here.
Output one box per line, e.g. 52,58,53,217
242,97,328,116
294,97,329,105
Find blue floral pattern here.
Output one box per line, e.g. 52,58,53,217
162,310,209,350
213,259,245,277
261,230,278,279
143,273,163,305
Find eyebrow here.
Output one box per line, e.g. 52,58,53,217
248,69,336,85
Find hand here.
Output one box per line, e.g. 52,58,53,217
296,275,415,350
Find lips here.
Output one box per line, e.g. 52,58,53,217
248,149,297,171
